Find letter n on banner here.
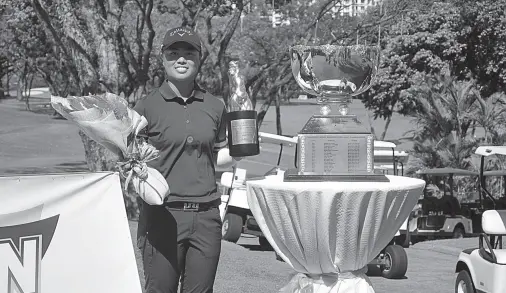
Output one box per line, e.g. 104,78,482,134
0,172,142,293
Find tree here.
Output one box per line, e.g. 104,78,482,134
474,92,506,145
361,0,506,132
405,72,484,174
1,0,70,103
26,0,163,219
360,2,465,136
459,0,506,97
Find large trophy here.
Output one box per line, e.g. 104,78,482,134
285,44,387,182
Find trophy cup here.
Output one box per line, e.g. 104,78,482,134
284,44,388,182
225,60,260,157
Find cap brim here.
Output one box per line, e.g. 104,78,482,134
162,41,201,52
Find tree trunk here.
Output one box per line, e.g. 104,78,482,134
16,65,27,102
380,115,392,140
256,95,274,129
0,76,4,99
275,87,282,135
366,110,378,139
5,70,10,95
24,74,34,111
79,131,119,172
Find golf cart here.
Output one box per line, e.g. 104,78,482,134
481,170,506,210
373,141,411,247
218,132,298,249
373,141,409,176
219,133,412,279
408,168,479,243
454,145,506,293
455,209,506,293
476,146,506,211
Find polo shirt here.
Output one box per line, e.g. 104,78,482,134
133,81,228,203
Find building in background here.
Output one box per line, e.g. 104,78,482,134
333,0,382,17
236,0,382,28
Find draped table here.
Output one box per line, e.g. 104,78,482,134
246,172,425,293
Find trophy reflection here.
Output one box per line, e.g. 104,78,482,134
285,44,387,182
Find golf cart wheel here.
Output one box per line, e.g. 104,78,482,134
453,226,465,239
455,270,475,293
222,213,243,243
381,245,408,279
259,236,273,250
394,234,410,248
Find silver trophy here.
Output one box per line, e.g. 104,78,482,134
284,44,387,182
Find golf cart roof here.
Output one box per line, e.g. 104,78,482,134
374,141,397,148
483,170,506,176
375,164,396,170
374,150,409,157
475,146,506,157
258,132,297,147
416,168,478,176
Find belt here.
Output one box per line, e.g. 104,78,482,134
165,198,220,212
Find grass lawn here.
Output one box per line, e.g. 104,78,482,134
0,96,417,176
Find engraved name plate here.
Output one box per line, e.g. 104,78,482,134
230,118,257,145
298,133,373,175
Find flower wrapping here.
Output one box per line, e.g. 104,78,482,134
51,93,169,205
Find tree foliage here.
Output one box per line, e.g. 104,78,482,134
3,0,506,215
361,0,506,121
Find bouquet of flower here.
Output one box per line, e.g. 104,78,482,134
51,93,169,205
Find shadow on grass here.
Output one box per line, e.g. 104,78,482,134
241,244,274,252
0,161,88,176
365,264,409,280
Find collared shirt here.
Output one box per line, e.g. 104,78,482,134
133,81,228,203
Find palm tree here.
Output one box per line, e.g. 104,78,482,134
405,72,479,174
474,92,506,145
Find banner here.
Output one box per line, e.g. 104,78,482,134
0,172,142,293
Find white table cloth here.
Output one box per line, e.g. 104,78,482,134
246,173,425,293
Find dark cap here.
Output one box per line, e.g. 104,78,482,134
161,27,201,52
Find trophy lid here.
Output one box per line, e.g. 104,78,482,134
299,115,371,134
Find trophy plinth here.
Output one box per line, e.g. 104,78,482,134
287,44,387,182
284,114,388,182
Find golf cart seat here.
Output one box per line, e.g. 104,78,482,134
480,210,506,264
439,195,462,216
422,196,440,213
220,168,247,189
494,197,506,209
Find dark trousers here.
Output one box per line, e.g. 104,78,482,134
137,202,222,293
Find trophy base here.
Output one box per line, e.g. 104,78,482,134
300,114,370,134
226,110,260,157
283,168,390,182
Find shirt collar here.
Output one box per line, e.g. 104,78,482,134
159,80,205,103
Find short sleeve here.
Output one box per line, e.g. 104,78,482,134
133,99,148,141
214,104,228,151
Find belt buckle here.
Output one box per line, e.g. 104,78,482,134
183,202,199,211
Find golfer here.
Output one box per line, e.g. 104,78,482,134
133,27,241,293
